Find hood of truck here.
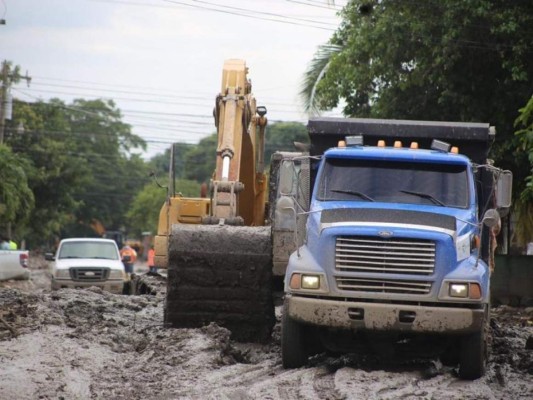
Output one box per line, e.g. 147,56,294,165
311,202,477,238
54,258,124,271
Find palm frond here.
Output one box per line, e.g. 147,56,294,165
300,44,343,116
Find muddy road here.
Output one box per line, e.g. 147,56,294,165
0,257,532,399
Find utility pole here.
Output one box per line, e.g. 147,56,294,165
0,60,31,144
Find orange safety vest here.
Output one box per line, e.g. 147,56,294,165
120,247,137,263
147,248,155,266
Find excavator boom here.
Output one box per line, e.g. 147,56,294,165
163,60,275,342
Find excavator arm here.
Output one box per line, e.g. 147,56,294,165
208,59,268,226
163,60,275,342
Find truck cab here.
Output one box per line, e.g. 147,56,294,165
281,118,512,380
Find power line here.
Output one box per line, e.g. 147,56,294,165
161,0,335,31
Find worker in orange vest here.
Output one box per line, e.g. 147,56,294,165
147,245,156,274
120,245,137,277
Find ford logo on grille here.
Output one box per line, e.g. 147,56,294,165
378,231,393,238
84,271,95,276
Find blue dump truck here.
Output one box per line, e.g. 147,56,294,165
280,118,512,380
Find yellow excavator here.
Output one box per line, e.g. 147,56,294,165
154,59,275,341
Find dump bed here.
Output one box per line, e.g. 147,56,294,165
307,117,494,165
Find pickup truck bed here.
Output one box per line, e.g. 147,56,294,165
0,250,30,281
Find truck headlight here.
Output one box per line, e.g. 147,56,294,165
449,283,468,298
301,275,320,289
109,269,125,279
289,273,322,290
55,269,71,279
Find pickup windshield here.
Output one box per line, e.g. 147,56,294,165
58,242,119,260
318,158,469,208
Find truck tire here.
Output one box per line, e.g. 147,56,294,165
281,300,308,368
459,310,488,380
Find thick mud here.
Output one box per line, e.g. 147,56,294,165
0,256,532,399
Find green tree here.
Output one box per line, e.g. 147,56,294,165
0,145,35,230
7,99,89,245
149,143,194,179
61,99,149,235
265,122,308,163
184,134,217,183
126,179,201,237
514,95,533,246
6,97,149,245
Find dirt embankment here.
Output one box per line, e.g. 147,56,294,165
0,257,532,399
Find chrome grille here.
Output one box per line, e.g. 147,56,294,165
336,277,432,295
70,268,109,282
336,236,436,275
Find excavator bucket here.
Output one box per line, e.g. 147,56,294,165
165,224,275,343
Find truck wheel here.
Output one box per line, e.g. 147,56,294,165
281,300,308,368
459,313,488,380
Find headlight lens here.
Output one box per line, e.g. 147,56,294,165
449,283,469,298
55,269,71,279
109,269,125,279
301,275,320,289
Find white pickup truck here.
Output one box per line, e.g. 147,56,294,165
46,238,126,294
0,250,30,281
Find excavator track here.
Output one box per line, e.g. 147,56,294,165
165,224,275,343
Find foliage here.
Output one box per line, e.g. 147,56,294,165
125,179,201,237
0,145,35,229
265,122,308,164
305,0,533,125
513,95,533,245
6,97,148,246
184,134,217,183
148,143,195,179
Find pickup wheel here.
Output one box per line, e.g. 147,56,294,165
459,309,489,380
281,300,308,368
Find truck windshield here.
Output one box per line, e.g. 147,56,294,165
318,158,469,208
58,242,119,260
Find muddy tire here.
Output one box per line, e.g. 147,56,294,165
459,311,488,380
281,300,308,368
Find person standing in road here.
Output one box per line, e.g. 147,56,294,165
120,244,137,278
0,235,10,250
147,245,156,274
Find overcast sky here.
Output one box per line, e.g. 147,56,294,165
1,0,347,158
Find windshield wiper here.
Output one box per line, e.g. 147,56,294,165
400,190,445,206
331,189,375,202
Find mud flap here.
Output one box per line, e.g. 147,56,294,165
165,224,275,343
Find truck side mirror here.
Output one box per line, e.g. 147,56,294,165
496,170,512,209
482,209,500,228
45,253,55,261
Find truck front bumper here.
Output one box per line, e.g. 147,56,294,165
52,278,125,294
287,295,485,334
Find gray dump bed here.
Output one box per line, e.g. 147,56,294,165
307,117,494,165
